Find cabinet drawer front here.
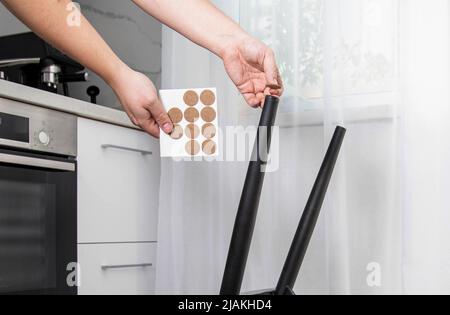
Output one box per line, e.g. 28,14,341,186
78,118,160,243
78,243,156,295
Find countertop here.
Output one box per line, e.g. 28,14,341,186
0,80,137,129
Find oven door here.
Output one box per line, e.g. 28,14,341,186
0,148,77,295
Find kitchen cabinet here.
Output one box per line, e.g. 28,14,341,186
77,117,160,244
77,118,160,295
78,243,157,295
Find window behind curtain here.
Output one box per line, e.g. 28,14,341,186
240,0,399,117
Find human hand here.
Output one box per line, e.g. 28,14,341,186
221,35,283,107
110,67,173,138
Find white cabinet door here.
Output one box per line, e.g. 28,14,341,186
78,243,156,295
78,118,160,243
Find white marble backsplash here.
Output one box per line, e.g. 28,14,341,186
0,1,162,110
0,4,29,35
72,0,162,109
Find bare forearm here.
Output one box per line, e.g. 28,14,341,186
1,0,127,85
132,0,248,58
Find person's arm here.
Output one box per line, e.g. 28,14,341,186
1,0,173,137
132,0,283,107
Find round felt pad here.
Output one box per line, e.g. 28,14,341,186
183,90,199,106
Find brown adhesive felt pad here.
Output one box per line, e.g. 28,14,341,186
201,107,216,123
168,108,183,124
202,123,216,139
200,90,216,106
185,140,200,156
183,90,199,106
185,124,200,139
202,140,217,155
170,124,184,140
184,108,200,123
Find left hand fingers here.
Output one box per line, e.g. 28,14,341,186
275,71,284,95
242,93,261,108
137,115,161,138
262,46,284,95
265,71,284,97
268,87,282,97
263,49,281,87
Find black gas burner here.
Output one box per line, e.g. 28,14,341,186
0,32,89,96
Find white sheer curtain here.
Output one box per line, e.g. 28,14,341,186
156,0,450,295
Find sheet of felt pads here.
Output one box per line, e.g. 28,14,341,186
159,88,219,158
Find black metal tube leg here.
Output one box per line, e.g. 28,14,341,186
220,96,280,295
275,126,346,295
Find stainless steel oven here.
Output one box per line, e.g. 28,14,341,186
0,98,77,295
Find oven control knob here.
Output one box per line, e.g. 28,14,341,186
38,131,51,146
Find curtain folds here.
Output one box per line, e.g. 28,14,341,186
156,0,450,295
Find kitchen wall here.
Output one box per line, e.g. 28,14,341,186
0,1,162,109
0,5,29,35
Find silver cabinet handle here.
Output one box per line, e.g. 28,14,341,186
101,144,153,156
0,153,75,172
101,263,153,270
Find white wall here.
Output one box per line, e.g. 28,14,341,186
72,0,161,108
0,1,162,109
0,5,29,35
